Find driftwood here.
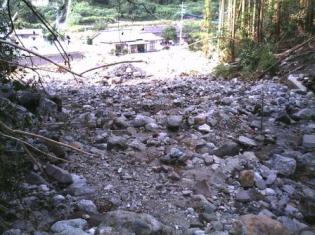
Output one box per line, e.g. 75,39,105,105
0,120,95,157
257,36,315,79
80,60,145,75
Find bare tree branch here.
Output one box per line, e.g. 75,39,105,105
80,60,144,75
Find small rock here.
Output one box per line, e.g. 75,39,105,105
51,218,87,233
45,164,73,184
212,141,240,158
302,135,315,149
77,199,98,214
239,170,255,187
96,210,173,235
270,154,296,176
198,124,211,133
235,190,251,202
238,136,257,147
107,135,128,151
167,115,183,130
3,229,22,235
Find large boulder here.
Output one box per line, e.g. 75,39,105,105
96,210,174,235
232,214,290,235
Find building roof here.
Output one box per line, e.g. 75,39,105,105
15,29,43,36
95,30,163,44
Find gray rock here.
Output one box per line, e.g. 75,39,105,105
212,141,240,158
145,122,159,131
191,194,216,214
221,97,233,105
235,190,251,202
133,114,155,127
160,147,187,165
270,155,296,176
258,209,276,218
297,152,315,177
184,228,206,235
107,135,128,151
265,171,277,185
3,229,22,235
54,228,89,235
96,210,174,235
292,108,315,121
34,232,50,235
51,218,87,233
198,124,211,133
45,164,73,184
38,97,58,114
0,97,33,126
16,90,41,112
167,115,183,129
194,113,207,125
25,172,48,185
238,136,257,147
302,135,315,149
66,174,96,196
77,199,98,214
275,110,291,124
112,117,129,129
278,216,307,235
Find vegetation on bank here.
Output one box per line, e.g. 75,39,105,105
208,0,314,78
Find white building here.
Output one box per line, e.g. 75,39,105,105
31,0,49,7
94,29,163,55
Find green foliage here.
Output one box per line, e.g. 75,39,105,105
213,63,233,78
162,25,177,41
239,40,277,73
0,9,17,79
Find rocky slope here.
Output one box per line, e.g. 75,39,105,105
1,71,315,235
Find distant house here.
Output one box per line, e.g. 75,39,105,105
94,29,163,55
14,29,43,40
12,29,45,50
31,0,49,7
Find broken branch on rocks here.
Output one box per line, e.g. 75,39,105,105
80,60,145,75
0,120,95,157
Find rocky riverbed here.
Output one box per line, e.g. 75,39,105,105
1,70,315,235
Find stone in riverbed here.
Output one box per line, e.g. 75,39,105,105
50,218,87,233
96,210,174,235
235,190,251,202
16,90,41,113
239,170,255,188
66,174,96,196
45,164,73,184
132,114,155,127
77,199,98,214
212,141,240,158
270,154,296,176
232,214,290,235
198,124,211,133
166,115,183,130
238,136,257,147
291,108,315,121
160,147,187,165
302,135,315,149
107,135,128,151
